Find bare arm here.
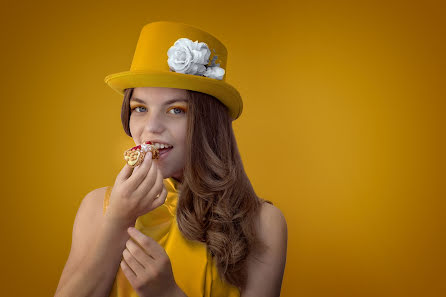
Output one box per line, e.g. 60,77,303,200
55,155,168,297
54,188,132,297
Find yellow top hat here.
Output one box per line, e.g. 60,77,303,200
104,21,243,120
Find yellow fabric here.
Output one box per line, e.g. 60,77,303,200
103,177,241,297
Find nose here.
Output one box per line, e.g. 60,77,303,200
144,110,165,134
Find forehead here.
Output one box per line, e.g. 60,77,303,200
131,87,188,103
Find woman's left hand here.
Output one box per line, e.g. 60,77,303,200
121,227,181,297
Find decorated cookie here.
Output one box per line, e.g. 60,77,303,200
123,141,159,168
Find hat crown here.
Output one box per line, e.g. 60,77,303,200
104,21,243,120
131,21,228,81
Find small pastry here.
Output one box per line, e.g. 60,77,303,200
123,141,159,168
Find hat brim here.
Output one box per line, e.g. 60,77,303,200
104,70,243,120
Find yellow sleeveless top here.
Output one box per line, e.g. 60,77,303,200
102,177,241,297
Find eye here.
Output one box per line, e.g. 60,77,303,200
131,106,146,113
167,106,186,115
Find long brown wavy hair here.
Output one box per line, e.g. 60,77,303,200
121,87,273,291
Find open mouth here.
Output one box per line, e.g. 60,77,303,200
159,147,173,155
141,141,173,158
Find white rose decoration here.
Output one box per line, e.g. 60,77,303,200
204,66,225,80
167,37,225,80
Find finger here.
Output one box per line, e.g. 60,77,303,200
151,167,168,205
145,163,165,201
126,151,153,189
152,183,168,209
133,150,152,170
116,163,135,184
133,157,158,198
126,237,155,264
120,259,137,282
132,151,152,176
128,227,164,260
123,248,145,276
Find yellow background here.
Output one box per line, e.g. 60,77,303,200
0,0,444,296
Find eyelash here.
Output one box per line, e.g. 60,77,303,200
130,106,186,115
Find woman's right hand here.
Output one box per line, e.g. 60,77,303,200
105,151,167,227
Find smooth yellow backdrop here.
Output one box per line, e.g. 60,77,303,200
0,0,444,296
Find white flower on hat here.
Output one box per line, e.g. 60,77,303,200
167,37,225,80
203,66,225,80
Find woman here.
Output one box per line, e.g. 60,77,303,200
55,21,287,297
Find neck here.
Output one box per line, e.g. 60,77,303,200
171,176,182,183
170,173,183,183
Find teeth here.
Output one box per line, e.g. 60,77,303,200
150,142,172,149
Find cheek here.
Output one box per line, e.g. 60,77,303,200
129,117,140,134
175,123,188,144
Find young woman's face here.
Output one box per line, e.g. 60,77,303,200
129,87,188,181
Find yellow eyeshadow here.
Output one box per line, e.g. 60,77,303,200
173,105,187,110
130,105,142,111
129,104,187,112
168,105,187,111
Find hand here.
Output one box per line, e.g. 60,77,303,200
106,151,168,227
121,227,180,297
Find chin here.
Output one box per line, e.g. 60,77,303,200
158,168,174,180
156,162,183,181
157,167,167,179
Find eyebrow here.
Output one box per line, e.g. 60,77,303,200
130,97,188,105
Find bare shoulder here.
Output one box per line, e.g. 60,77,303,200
256,202,288,249
72,186,109,244
79,186,109,217
242,202,287,296
70,185,110,255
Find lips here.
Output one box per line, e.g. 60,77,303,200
159,147,172,154
158,147,172,158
